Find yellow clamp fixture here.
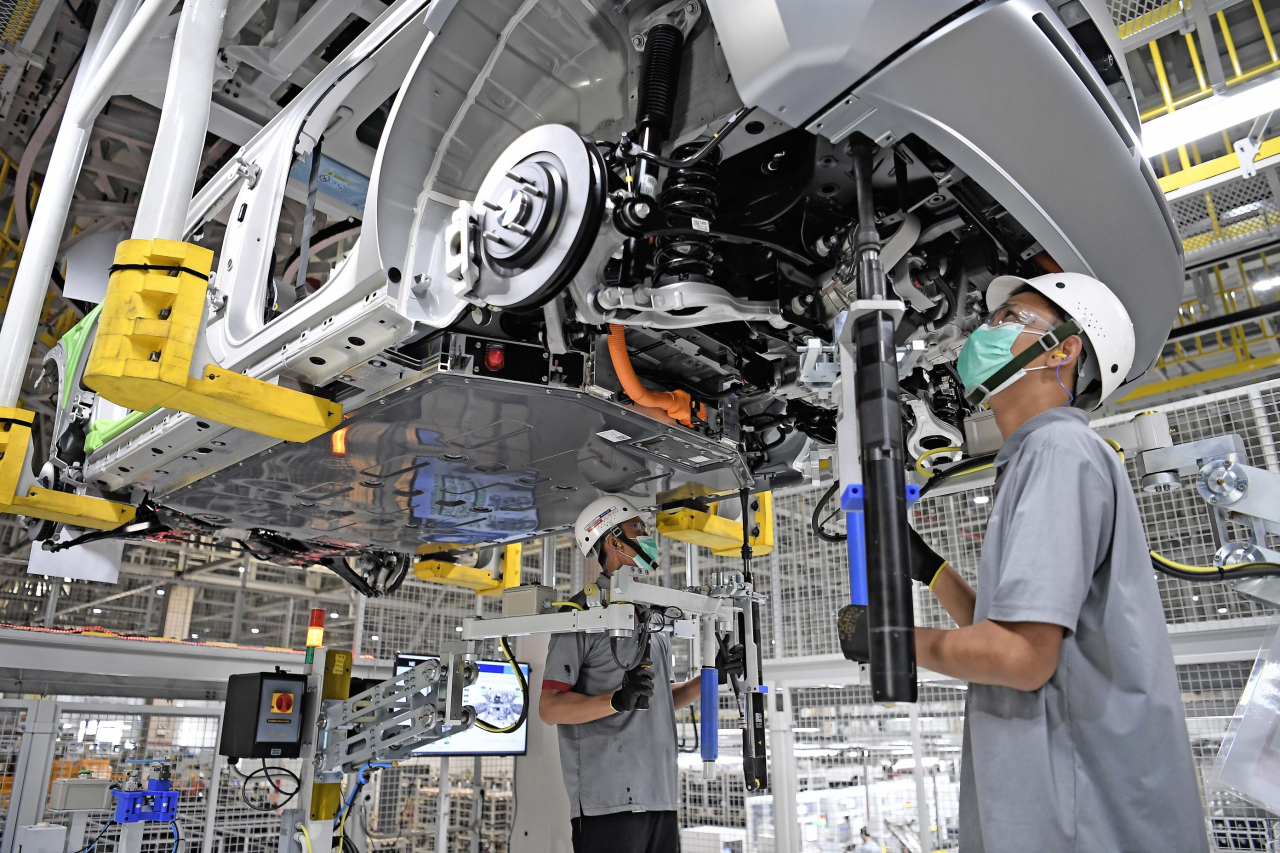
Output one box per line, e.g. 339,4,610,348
657,491,774,557
0,408,135,529
414,543,524,595
83,239,342,443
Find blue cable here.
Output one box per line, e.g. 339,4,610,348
169,820,180,853
333,762,391,828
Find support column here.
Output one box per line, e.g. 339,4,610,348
471,754,483,853
162,584,195,639
202,752,225,853
351,594,366,659
1188,0,1228,94
142,582,157,635
767,686,799,853
540,536,557,589
910,704,932,853
5,699,58,853
42,578,60,628
436,756,450,853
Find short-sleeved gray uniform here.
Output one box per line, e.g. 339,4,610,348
959,408,1206,853
544,615,678,819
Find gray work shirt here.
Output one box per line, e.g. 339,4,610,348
959,408,1206,853
544,608,678,819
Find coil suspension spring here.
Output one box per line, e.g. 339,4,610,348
654,142,721,284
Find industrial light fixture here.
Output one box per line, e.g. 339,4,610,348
1192,595,1200,601
330,611,340,619
250,628,260,634
1141,74,1280,155
973,495,990,505
1218,607,1230,613
92,608,102,614
371,635,380,641
1253,277,1278,291
238,566,246,573
191,633,199,639
156,589,166,596
455,625,463,632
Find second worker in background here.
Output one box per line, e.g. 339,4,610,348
539,496,744,853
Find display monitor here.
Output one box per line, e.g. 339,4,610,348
394,653,530,756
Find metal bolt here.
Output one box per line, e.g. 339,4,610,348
685,0,698,13
632,33,645,49
634,202,651,218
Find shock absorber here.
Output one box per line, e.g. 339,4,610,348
654,142,720,284
634,22,684,197
849,137,918,703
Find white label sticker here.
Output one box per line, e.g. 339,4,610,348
597,429,631,442
691,217,711,232
688,455,711,464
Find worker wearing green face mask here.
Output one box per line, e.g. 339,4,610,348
912,274,1203,852
540,495,745,853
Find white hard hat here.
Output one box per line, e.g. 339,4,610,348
986,272,1135,409
574,495,641,556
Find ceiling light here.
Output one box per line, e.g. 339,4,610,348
973,495,990,505
1142,74,1280,154
156,589,166,596
92,608,102,614
1192,595,1200,601
330,611,340,619
191,633,199,639
1218,607,1229,614
1254,277,1278,291
455,626,463,632
371,635,380,641
238,567,246,573
250,628,260,634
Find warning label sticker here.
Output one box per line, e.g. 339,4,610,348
596,429,631,442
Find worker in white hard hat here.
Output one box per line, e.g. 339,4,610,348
840,273,1205,852
539,495,744,853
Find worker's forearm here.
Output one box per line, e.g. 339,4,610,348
930,565,976,627
915,622,1058,691
672,674,702,709
538,689,616,725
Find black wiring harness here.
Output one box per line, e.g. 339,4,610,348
474,636,530,735
240,760,301,812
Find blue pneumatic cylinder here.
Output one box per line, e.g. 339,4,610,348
701,667,718,762
842,484,868,606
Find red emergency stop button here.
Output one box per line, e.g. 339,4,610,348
272,692,295,713
485,345,505,371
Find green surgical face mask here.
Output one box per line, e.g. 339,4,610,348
634,536,660,571
956,322,1026,394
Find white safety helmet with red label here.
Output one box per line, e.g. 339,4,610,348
574,495,642,556
986,272,1136,409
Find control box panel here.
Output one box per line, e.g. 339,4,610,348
219,670,308,759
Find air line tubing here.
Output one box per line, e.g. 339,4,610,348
849,137,918,703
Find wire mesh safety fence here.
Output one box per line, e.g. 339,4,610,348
362,755,515,853
40,708,222,853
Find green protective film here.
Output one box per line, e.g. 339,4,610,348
57,303,103,407
85,407,158,453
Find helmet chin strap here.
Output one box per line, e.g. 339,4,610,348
608,526,657,572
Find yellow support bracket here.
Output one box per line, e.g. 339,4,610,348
310,649,353,822
414,543,524,595
0,407,135,529
83,239,343,443
657,491,774,557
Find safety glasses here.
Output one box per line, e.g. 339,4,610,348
987,302,1058,334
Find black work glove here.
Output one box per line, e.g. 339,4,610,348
715,643,746,685
837,604,870,664
610,663,655,712
908,527,950,589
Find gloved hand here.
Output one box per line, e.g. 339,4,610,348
609,662,655,712
837,604,870,664
908,527,950,589
715,643,746,685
